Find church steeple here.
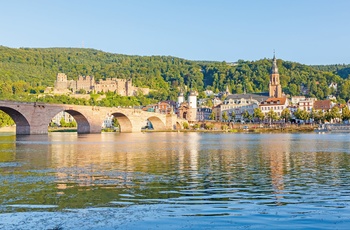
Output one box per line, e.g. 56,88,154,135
269,52,282,98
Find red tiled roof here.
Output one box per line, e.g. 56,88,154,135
260,97,287,106
313,100,331,110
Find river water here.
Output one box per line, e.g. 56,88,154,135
0,132,350,229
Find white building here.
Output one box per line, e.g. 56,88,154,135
220,97,260,121
291,96,306,105
260,97,289,117
51,111,74,126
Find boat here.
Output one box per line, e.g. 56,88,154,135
315,124,350,133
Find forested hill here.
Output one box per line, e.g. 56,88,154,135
311,64,350,80
0,46,350,102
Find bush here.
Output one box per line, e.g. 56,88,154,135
183,122,189,129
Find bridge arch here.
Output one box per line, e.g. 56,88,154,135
64,110,91,134
147,116,166,131
0,106,30,135
111,112,133,132
49,110,91,134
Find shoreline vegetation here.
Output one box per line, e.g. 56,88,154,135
0,124,316,133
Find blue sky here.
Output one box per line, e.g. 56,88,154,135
1,0,349,65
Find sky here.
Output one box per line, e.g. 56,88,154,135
1,0,349,65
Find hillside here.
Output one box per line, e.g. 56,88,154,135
0,46,349,103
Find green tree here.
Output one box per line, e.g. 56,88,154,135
0,111,15,127
342,106,350,121
222,111,229,121
253,108,264,123
280,108,291,123
209,111,216,120
242,110,252,122
325,106,340,123
60,117,67,127
313,110,325,124
112,118,119,128
294,108,309,121
183,122,189,129
288,83,298,96
205,99,213,108
230,111,236,122
267,109,278,124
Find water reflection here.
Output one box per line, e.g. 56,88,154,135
259,134,291,199
0,134,16,163
1,132,350,228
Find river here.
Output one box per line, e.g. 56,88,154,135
0,132,350,229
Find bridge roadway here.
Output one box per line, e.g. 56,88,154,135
0,100,185,135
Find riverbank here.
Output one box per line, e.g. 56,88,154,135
0,126,15,132
48,127,77,132
0,124,315,134
171,123,316,133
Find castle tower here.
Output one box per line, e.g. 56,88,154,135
126,79,133,96
188,91,197,109
269,54,282,98
187,90,198,121
177,91,185,107
54,73,68,90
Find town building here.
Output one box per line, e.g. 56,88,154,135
197,107,212,121
329,82,338,91
291,96,306,105
101,114,114,128
204,89,214,97
157,101,176,114
212,104,221,121
297,97,317,112
213,97,223,107
260,97,289,116
291,96,317,112
51,111,75,126
313,100,333,112
220,96,260,122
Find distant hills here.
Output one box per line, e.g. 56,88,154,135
0,46,349,102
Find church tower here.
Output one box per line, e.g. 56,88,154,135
269,54,282,98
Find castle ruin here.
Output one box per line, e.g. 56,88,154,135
51,73,149,96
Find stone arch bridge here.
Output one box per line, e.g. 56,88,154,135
0,100,186,135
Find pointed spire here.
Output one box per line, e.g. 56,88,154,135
271,51,278,74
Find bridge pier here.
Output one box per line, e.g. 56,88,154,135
16,125,31,135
